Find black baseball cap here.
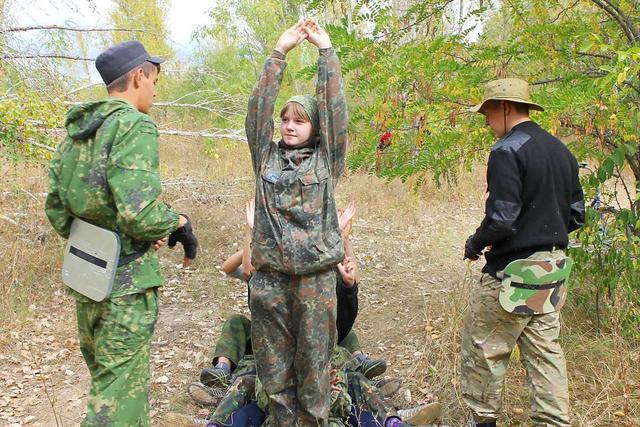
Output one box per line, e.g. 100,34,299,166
95,40,164,86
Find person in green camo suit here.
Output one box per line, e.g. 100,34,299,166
246,19,349,425
45,40,196,426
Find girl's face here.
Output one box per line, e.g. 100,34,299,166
280,106,313,147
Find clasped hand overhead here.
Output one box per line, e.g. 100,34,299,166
275,18,332,55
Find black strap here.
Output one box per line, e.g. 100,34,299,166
70,243,150,268
69,246,108,269
509,279,565,290
117,242,151,267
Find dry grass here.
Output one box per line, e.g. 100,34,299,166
0,138,638,426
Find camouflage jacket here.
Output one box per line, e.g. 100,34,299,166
246,48,348,275
45,98,180,299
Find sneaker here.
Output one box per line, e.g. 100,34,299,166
397,401,442,425
200,367,231,388
187,381,225,407
360,357,387,379
372,377,402,398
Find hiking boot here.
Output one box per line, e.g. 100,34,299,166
397,401,442,425
186,381,225,407
372,377,402,398
200,366,231,388
359,357,387,379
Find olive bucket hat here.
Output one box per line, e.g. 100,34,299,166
470,78,544,113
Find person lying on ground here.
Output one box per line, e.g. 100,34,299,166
195,201,387,393
192,346,441,427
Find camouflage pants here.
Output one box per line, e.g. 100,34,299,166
250,268,337,426
213,315,357,369
213,314,253,367
210,370,259,424
338,329,361,354
461,272,570,426
76,288,159,426
347,371,398,425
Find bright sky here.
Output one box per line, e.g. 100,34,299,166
6,0,214,57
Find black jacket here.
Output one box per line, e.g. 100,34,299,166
471,121,585,276
336,276,358,343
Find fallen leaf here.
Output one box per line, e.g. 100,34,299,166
155,375,169,384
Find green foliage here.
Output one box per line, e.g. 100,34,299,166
109,0,174,59
0,83,62,161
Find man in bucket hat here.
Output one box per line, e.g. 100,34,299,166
45,41,197,425
460,78,585,427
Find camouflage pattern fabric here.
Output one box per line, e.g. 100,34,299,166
212,314,253,367
76,288,158,426
45,98,180,299
243,47,347,426
246,48,347,276
211,314,360,370
347,371,399,425
461,252,570,426
338,329,362,354
499,252,573,315
214,347,392,427
209,370,258,424
250,268,337,426
46,98,180,425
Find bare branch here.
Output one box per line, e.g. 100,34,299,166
0,25,145,34
623,80,640,96
66,83,103,96
0,214,19,227
23,139,56,152
38,126,247,142
550,0,581,24
0,54,95,61
156,129,247,141
590,0,638,44
576,51,614,60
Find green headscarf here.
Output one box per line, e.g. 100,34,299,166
286,95,320,137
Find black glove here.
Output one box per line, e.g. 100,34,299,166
169,215,198,260
463,235,483,261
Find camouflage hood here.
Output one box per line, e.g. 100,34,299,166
65,98,133,141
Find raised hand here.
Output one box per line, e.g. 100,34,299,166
245,199,255,229
275,21,308,54
338,200,356,237
301,19,332,49
337,256,357,287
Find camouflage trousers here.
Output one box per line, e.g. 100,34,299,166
209,367,259,424
211,347,395,427
213,314,253,367
76,288,159,426
461,270,570,426
250,268,337,426
212,314,359,369
338,329,361,354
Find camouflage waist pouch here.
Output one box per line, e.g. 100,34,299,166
499,256,573,315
